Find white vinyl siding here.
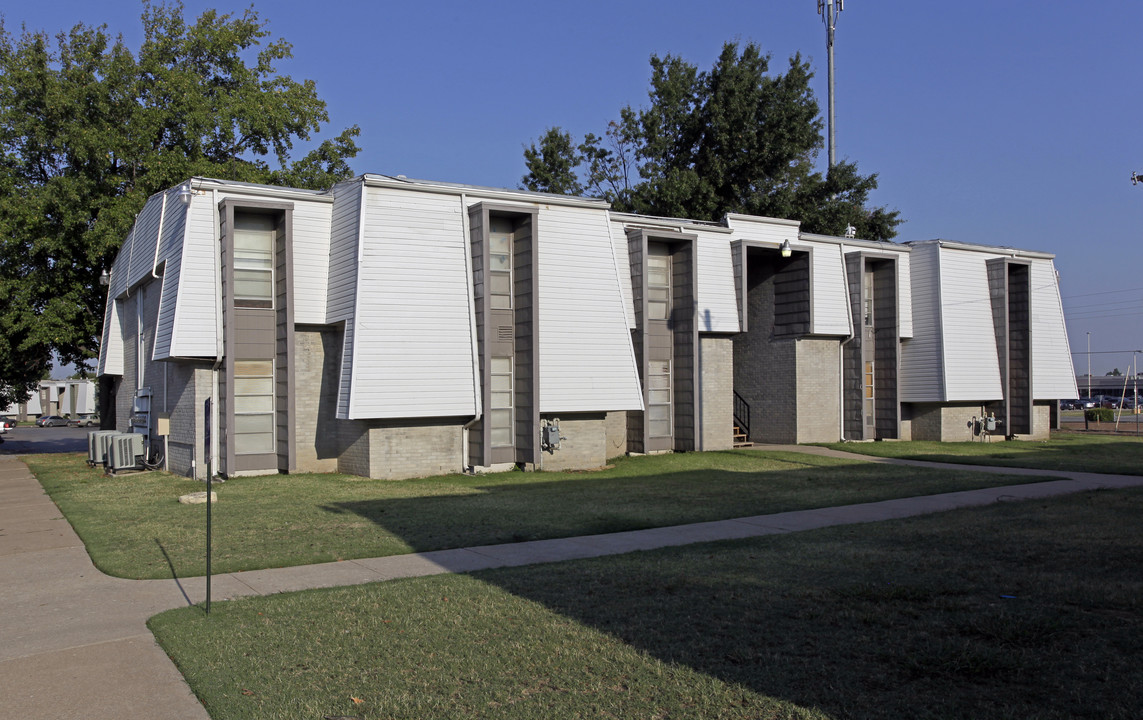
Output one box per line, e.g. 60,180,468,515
694,230,740,333
327,180,363,324
1031,259,1079,398
900,243,944,401
897,251,913,338
344,186,478,419
98,296,124,376
938,247,1003,401
167,193,220,358
328,181,364,419
152,194,189,360
810,243,852,336
607,218,636,329
537,205,643,413
291,201,333,324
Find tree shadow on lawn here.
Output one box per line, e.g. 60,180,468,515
462,500,1143,720
839,436,1143,476
319,458,1018,556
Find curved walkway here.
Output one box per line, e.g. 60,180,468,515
2,449,1141,720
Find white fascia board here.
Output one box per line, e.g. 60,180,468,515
361,174,609,211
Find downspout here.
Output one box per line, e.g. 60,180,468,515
211,186,223,479
838,243,855,441
153,190,169,467
151,190,168,279
459,192,481,473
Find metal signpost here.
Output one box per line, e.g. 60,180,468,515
204,398,212,614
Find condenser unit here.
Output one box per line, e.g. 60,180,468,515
107,433,145,473
87,430,119,467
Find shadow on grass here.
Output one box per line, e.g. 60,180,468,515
461,491,1143,719
319,454,1029,554
827,435,1143,476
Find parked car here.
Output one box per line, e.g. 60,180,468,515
35,415,69,427
0,415,16,429
67,413,100,427
1060,400,1080,411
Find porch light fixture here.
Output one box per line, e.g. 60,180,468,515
99,269,110,286
178,183,193,205
780,239,793,258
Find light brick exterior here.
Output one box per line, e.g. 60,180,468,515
700,336,735,450
796,339,842,443
338,418,466,480
294,327,340,473
603,411,628,460
538,413,608,471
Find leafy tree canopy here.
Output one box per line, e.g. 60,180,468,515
0,0,359,407
522,42,900,240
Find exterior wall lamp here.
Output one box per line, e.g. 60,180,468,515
178,183,194,205
780,240,793,258
99,269,110,286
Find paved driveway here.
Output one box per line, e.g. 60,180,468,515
0,425,91,455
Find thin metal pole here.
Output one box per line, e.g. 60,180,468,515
819,0,842,168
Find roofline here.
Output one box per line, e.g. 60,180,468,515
609,211,734,235
359,174,611,210
799,232,912,252
907,238,1055,260
723,212,801,229
188,177,334,203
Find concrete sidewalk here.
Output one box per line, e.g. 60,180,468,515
2,450,1142,720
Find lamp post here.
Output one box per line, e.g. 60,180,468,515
1087,332,1091,400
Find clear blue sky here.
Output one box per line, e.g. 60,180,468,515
7,0,1142,378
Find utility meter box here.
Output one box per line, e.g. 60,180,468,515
543,424,561,448
156,413,170,437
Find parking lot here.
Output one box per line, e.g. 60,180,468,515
0,425,91,454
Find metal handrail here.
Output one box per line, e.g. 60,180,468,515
733,390,750,439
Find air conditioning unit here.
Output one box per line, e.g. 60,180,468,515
107,433,145,473
87,430,120,467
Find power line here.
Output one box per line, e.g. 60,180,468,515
1061,286,1143,299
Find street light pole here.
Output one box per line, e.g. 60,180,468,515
1087,332,1091,400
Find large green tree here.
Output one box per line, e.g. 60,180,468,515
522,42,899,239
0,1,360,408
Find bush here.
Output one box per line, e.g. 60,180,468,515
1085,408,1114,423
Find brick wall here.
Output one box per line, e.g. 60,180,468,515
1028,402,1051,441
116,293,137,432
908,402,983,442
732,258,799,444
700,336,734,450
538,413,608,471
164,362,212,480
294,327,340,473
603,411,628,460
796,339,842,443
365,418,464,479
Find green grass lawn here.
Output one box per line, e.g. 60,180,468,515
821,433,1143,475
148,486,1143,720
26,450,1049,579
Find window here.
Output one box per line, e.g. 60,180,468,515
490,356,513,447
233,213,276,308
864,360,875,427
647,245,671,321
234,360,275,454
489,218,513,310
648,359,672,437
863,270,874,327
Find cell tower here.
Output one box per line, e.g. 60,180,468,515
817,0,843,169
